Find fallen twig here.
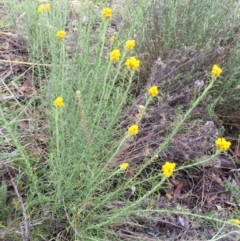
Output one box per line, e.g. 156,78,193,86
0,59,51,67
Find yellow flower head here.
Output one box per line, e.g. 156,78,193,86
37,3,50,13
54,97,64,108
124,40,136,51
125,56,140,71
162,162,176,178
148,86,159,97
56,30,66,40
110,49,121,62
110,35,115,43
215,137,231,152
138,105,144,112
102,7,112,19
120,162,129,171
233,219,240,225
128,124,139,136
37,5,44,13
44,3,50,12
211,64,222,79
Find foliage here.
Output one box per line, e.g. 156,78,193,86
1,0,240,240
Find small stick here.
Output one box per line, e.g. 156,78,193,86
0,59,51,67
4,164,29,241
0,94,25,102
0,31,18,37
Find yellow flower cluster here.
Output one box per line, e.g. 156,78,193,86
110,35,115,43
124,40,135,51
211,64,222,79
162,162,176,178
56,30,66,40
120,162,129,171
215,137,231,152
54,97,64,108
110,49,121,62
148,86,159,97
106,15,139,69
37,3,50,13
102,7,112,19
128,124,139,136
233,219,240,225
125,57,140,71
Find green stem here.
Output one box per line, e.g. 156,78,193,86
54,108,63,200
152,79,215,169
93,51,128,129
97,21,108,65
85,176,167,231
177,151,219,171
55,109,60,161
100,70,134,131
60,41,66,94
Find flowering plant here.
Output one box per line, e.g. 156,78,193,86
148,86,159,97
125,57,140,71
124,40,135,51
38,3,50,13
56,30,66,40
120,162,129,171
211,64,222,79
215,137,231,152
162,162,176,178
128,124,139,136
110,49,121,62
102,7,112,19
54,97,64,108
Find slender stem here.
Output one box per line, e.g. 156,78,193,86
54,108,63,200
97,21,108,65
93,51,128,129
177,151,219,171
5,165,29,241
86,176,167,231
55,109,60,162
155,80,214,154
